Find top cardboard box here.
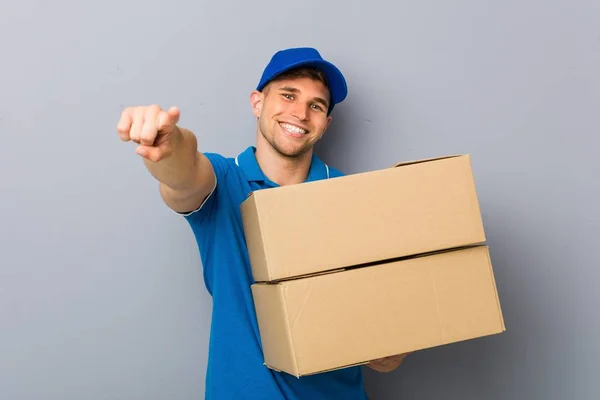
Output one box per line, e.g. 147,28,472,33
241,155,486,282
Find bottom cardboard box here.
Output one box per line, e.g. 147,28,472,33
251,245,505,378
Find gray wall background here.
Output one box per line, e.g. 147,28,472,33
1,0,598,399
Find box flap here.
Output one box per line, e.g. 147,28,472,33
392,154,465,168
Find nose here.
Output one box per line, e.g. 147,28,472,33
291,103,309,121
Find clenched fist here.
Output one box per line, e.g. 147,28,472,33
117,105,181,162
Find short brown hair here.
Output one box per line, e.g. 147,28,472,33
271,66,328,86
262,66,332,112
263,66,329,92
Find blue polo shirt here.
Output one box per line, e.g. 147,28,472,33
182,146,367,399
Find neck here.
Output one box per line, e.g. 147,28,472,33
255,139,313,187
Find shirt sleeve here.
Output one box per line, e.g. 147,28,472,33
178,152,230,224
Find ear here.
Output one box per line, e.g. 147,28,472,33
325,115,333,130
250,90,264,118
319,115,333,139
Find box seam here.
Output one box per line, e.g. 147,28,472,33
280,285,301,377
391,154,464,168
255,198,272,282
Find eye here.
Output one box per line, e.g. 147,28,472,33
282,93,294,100
311,103,325,112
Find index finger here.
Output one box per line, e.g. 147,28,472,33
157,106,181,133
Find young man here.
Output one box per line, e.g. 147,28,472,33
117,47,408,399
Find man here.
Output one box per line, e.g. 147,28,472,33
117,47,408,399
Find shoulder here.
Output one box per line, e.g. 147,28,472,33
178,152,242,222
202,151,251,186
203,152,235,174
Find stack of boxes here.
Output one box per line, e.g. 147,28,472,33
240,155,506,378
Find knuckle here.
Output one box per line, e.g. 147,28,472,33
134,107,146,118
146,104,162,117
116,121,128,131
149,152,161,163
130,132,140,142
140,125,157,141
117,126,130,141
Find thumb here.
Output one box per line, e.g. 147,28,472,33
135,142,171,163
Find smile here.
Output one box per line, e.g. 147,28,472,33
280,122,308,135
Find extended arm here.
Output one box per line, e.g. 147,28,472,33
117,105,215,213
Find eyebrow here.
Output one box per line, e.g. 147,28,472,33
279,86,330,109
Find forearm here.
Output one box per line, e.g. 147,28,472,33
118,105,215,212
142,127,199,191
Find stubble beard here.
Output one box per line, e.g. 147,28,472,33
259,117,312,159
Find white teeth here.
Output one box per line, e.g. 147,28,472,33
281,123,307,134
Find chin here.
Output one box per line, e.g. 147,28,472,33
273,142,311,158
260,126,312,158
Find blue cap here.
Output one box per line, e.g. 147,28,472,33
256,47,348,114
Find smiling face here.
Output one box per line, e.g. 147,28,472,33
251,68,333,159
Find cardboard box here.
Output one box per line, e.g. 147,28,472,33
241,155,486,282
251,245,505,377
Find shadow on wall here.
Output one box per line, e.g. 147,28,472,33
314,103,358,173
314,76,409,175
362,334,506,400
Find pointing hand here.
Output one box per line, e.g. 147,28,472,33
117,105,181,162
